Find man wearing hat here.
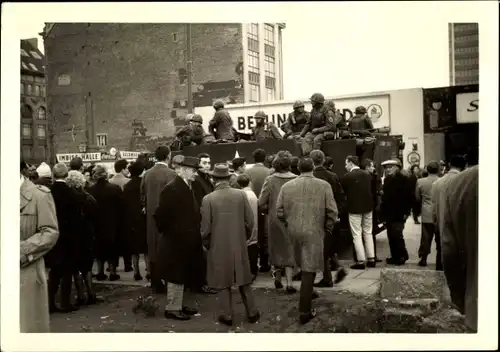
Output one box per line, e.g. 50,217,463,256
176,113,206,147
208,100,235,141
347,106,374,134
35,162,53,188
282,101,310,139
201,163,260,326
154,155,205,321
252,110,282,142
380,158,412,265
299,93,336,155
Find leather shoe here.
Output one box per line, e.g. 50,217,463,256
218,315,233,326
314,279,333,288
165,310,191,320
248,312,260,323
182,306,198,315
299,309,317,325
334,267,347,284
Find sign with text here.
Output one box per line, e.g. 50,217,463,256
196,95,391,135
456,92,479,124
56,153,101,163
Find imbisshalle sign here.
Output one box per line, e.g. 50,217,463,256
56,153,101,163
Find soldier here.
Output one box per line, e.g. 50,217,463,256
282,101,310,139
176,114,206,147
299,93,336,155
208,100,235,141
325,99,348,135
252,110,282,142
348,106,374,134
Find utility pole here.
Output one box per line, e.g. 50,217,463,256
186,23,193,113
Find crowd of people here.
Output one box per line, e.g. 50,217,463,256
20,144,478,332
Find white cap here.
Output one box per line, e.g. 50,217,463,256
36,162,52,178
381,159,401,167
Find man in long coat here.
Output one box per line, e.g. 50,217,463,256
440,162,478,332
154,155,205,321
201,163,260,326
141,145,177,292
276,157,338,325
20,160,59,332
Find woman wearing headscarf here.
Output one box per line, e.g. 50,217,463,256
123,161,149,281
258,151,297,293
65,170,101,305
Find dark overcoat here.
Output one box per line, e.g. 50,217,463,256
123,176,147,254
72,188,99,272
201,183,254,289
88,179,125,261
154,176,204,288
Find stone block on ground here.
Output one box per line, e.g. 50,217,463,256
379,268,451,301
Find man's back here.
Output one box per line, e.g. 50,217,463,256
243,188,259,245
341,168,373,214
110,173,130,190
246,164,271,197
416,174,440,223
141,163,176,209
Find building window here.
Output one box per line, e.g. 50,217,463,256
265,76,276,90
22,124,32,138
96,133,108,147
248,50,260,72
34,85,40,96
21,62,29,70
22,146,33,159
248,71,260,85
248,23,259,40
266,88,275,102
37,125,46,139
37,146,46,160
249,84,260,102
29,63,38,71
26,84,32,95
21,104,32,119
21,83,25,95
21,49,29,57
264,24,275,46
41,85,46,97
37,107,46,120
30,51,42,59
265,56,275,78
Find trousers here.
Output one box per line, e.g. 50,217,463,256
299,272,316,314
419,223,442,269
386,221,409,260
165,282,188,311
218,285,258,318
258,213,269,268
302,132,326,155
348,212,375,261
247,244,259,276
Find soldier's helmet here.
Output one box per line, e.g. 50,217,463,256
310,93,325,104
213,99,225,109
190,114,203,123
293,100,305,109
254,110,267,119
355,106,367,115
325,99,336,109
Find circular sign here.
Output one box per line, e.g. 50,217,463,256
367,104,383,122
407,151,421,165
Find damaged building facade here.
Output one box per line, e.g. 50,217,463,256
43,23,285,156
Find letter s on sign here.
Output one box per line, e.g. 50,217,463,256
467,100,479,112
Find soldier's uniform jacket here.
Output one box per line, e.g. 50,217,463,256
300,106,335,136
252,123,282,142
284,111,310,134
208,109,235,141
348,114,374,131
176,124,205,145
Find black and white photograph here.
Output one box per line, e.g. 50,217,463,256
1,1,498,351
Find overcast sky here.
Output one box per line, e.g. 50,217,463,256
11,2,490,99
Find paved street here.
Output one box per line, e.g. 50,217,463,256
93,218,438,294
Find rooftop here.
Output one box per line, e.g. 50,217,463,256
21,38,45,76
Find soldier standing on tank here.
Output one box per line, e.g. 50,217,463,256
325,99,347,136
347,106,374,134
282,101,310,139
252,110,282,142
299,93,336,155
176,114,206,147
208,100,235,141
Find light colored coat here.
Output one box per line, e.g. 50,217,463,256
415,174,440,223
140,163,177,264
109,173,130,190
276,174,338,272
258,172,297,267
20,178,59,332
431,168,461,226
242,187,259,246
201,182,254,289
440,166,478,331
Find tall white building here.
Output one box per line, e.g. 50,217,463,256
242,23,285,103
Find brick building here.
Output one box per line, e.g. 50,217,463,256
20,38,48,165
448,23,479,86
42,23,285,156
